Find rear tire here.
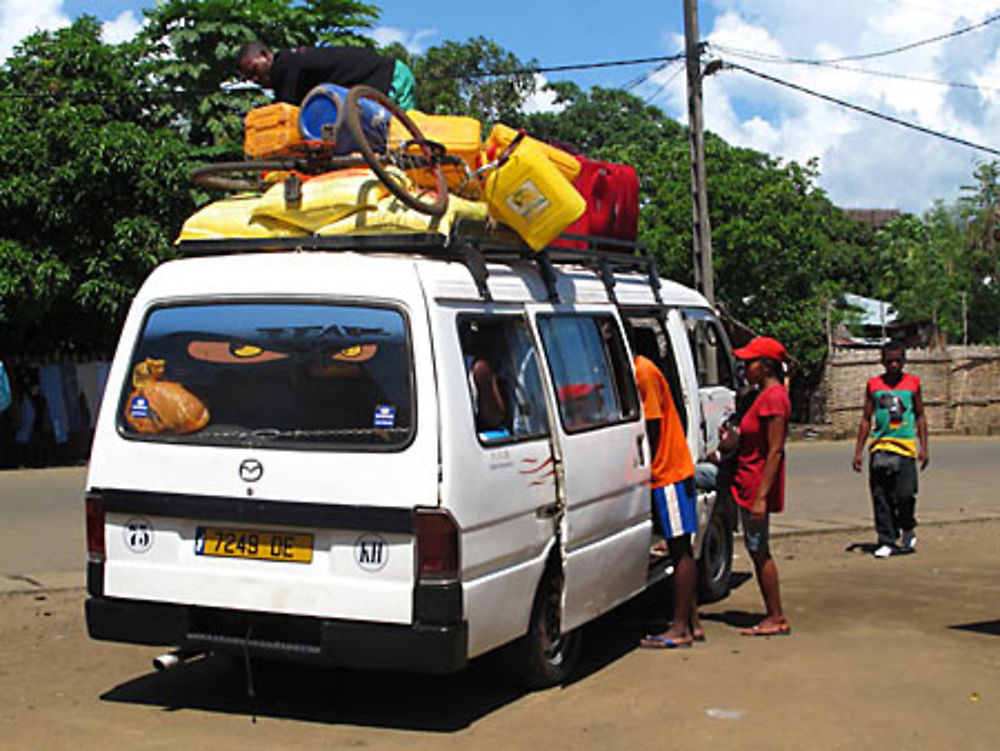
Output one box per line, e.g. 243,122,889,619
506,566,581,689
697,498,733,603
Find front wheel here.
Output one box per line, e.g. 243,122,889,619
504,566,581,689
697,498,734,603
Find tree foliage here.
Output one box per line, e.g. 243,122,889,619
0,18,195,354
410,36,537,122
2,9,997,378
523,86,870,386
0,2,380,355
139,0,379,150
869,165,1000,344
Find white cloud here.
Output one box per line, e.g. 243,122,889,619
522,74,563,114
371,25,436,55
101,9,142,45
0,0,69,61
669,1,1000,213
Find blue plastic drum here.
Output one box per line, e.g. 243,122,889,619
299,83,391,155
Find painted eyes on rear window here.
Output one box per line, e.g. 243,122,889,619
185,341,378,363
186,341,290,363
331,343,378,362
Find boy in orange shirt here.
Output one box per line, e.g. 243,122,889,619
631,335,700,649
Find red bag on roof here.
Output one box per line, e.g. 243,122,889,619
552,156,639,249
609,163,639,241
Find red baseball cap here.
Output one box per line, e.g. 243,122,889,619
732,336,788,362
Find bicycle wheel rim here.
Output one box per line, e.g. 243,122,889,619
344,85,448,217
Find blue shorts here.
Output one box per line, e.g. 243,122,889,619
652,479,698,539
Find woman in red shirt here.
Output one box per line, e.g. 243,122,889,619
723,336,792,636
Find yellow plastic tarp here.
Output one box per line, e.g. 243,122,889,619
250,167,394,233
178,167,488,242
177,193,307,241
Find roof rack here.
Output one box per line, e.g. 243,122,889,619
175,220,663,305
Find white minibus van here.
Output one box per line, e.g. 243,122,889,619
85,227,736,687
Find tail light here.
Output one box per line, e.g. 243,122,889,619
86,493,105,563
415,508,458,581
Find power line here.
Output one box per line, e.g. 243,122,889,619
712,43,1000,93
466,53,687,79
644,62,685,104
0,52,689,100
722,61,1000,158
769,12,1000,64
621,60,671,93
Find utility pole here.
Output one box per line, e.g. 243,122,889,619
684,0,714,304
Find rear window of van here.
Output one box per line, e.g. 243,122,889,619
118,302,413,449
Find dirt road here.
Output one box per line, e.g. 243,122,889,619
3,519,997,750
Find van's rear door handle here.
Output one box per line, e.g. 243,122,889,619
536,503,559,519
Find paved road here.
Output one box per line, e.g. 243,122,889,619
1,436,999,589
780,435,1000,534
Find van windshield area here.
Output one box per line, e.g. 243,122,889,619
119,303,413,448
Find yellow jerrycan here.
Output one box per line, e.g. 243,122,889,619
483,131,586,251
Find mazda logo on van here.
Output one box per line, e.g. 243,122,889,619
239,459,264,483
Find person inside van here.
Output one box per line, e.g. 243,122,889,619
629,327,702,649
460,322,509,439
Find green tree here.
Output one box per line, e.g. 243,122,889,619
0,18,196,354
139,0,379,150
523,86,870,389
871,207,968,341
411,36,537,122
956,162,1000,342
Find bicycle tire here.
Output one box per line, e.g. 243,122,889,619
344,85,449,217
192,155,368,191
191,160,298,191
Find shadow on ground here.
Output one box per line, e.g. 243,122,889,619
100,573,756,728
950,619,1000,637
101,653,527,731
99,591,666,729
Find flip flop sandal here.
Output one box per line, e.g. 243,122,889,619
639,634,694,649
740,623,791,637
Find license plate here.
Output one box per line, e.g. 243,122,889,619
195,526,314,564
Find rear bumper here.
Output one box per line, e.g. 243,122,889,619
86,596,468,674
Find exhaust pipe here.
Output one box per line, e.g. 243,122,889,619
152,649,202,672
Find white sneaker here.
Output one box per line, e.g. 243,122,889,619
901,530,916,551
874,544,894,558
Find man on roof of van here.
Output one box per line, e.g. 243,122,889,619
629,328,702,650
235,41,416,110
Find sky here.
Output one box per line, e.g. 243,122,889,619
4,0,1000,215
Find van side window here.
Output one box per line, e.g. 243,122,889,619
625,316,688,434
537,314,638,432
682,308,734,388
458,316,549,443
